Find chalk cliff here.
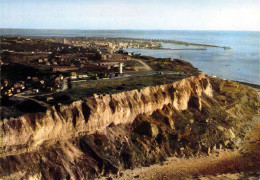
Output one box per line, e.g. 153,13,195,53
0,74,259,179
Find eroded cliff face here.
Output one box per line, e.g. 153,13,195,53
0,74,259,179
1,74,212,153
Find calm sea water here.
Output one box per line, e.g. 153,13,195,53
1,29,259,85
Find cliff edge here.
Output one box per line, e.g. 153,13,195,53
0,74,259,179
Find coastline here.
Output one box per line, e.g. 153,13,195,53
235,81,260,93
1,35,259,179
1,31,259,84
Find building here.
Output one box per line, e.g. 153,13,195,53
101,54,107,61
125,56,131,60
52,66,78,72
14,88,21,93
13,82,24,89
78,74,88,79
119,61,123,74
40,80,45,85
63,38,67,44
3,89,13,97
32,89,39,93
70,72,77,80
108,42,114,49
2,79,8,88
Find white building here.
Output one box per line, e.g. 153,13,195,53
119,61,123,74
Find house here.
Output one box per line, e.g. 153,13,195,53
14,82,22,89
125,56,131,60
101,54,107,61
19,81,25,89
70,72,77,80
59,75,64,80
108,42,114,49
33,89,39,93
3,90,13,97
14,88,21,93
40,80,45,85
2,79,8,87
3,89,13,96
78,74,88,79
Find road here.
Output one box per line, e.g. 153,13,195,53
59,77,70,91
131,59,152,70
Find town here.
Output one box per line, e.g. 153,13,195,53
0,36,199,118
0,37,160,96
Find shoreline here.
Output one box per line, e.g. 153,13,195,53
0,34,230,49
138,48,207,51
235,80,260,89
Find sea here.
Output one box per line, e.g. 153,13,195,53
1,29,259,85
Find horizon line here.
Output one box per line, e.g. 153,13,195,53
1,28,260,32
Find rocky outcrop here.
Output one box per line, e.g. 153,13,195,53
0,74,259,179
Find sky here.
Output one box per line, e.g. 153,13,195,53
0,0,260,31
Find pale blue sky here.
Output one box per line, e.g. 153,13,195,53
1,0,260,31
